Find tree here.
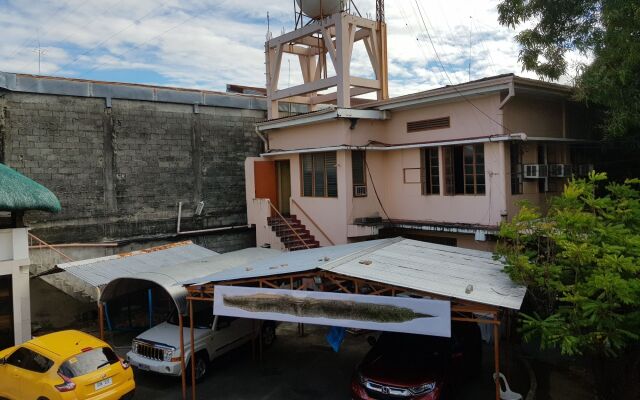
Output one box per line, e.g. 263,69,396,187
497,0,640,138
497,172,640,399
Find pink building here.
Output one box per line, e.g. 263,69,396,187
245,74,596,251
245,5,595,251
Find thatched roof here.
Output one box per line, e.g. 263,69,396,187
0,163,61,213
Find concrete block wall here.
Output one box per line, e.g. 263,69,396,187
0,92,264,252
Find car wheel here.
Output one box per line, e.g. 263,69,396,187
186,352,209,383
261,323,276,348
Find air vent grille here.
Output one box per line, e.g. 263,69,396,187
407,117,450,133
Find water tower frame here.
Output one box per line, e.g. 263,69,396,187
265,3,388,119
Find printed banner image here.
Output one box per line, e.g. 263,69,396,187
213,285,451,337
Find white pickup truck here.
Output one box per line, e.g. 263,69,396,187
126,303,275,381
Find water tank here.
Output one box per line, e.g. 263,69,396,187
296,0,344,19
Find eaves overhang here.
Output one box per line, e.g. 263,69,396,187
256,107,390,131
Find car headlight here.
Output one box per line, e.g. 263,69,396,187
357,372,367,385
163,348,174,362
409,382,436,394
131,341,139,353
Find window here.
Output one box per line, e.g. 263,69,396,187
407,117,450,133
59,347,119,378
420,148,440,195
351,150,367,197
301,152,337,197
7,347,53,373
510,143,523,195
443,144,485,195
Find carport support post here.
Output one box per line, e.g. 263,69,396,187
179,313,187,400
493,319,500,400
98,302,105,340
190,299,196,400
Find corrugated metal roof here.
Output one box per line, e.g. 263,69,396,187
186,238,526,310
324,239,526,310
56,242,281,313
57,241,218,288
181,240,388,285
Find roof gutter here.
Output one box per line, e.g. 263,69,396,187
261,133,527,156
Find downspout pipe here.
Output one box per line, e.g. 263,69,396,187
255,126,269,152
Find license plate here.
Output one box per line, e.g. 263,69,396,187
94,377,112,391
137,363,150,371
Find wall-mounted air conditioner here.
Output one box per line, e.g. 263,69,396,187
523,164,548,179
576,164,594,177
353,185,367,197
548,164,572,178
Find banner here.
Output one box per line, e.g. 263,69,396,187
213,286,451,337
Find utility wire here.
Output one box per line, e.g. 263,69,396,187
413,0,514,134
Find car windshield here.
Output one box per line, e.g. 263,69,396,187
375,332,448,360
166,304,213,329
58,347,119,378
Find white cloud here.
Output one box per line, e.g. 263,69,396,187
0,0,578,96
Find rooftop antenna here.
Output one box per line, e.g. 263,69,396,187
267,11,271,39
468,16,472,81
33,35,47,75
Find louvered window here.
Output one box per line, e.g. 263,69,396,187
407,117,450,133
301,152,338,197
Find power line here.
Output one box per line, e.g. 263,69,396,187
413,0,514,134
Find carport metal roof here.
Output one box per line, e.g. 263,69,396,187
56,241,281,313
185,237,525,310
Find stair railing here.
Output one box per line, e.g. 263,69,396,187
28,233,74,262
267,200,311,250
291,198,335,246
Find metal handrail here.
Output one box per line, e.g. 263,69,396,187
267,200,311,250
28,233,74,262
291,198,335,246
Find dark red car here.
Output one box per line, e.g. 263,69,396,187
351,322,482,400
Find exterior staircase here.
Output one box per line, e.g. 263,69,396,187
267,215,320,251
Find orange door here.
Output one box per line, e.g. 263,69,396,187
254,161,278,214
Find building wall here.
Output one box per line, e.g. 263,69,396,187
0,92,264,251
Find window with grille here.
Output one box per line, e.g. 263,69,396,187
510,142,523,195
351,150,367,197
443,144,485,195
420,148,440,195
301,152,338,197
407,117,450,133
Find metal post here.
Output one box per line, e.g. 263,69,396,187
179,313,187,400
148,289,153,328
493,318,500,400
98,302,105,340
104,302,113,332
190,300,196,400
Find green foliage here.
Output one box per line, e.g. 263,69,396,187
497,0,640,138
497,172,640,357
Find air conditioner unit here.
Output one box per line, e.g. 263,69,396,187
353,185,367,197
548,164,572,178
576,164,594,177
523,164,548,179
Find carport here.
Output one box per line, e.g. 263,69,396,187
55,241,281,396
182,238,526,400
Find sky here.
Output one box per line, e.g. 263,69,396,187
0,0,585,97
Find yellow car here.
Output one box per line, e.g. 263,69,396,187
0,330,135,400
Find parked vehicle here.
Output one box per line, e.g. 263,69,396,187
0,330,135,400
126,303,276,381
351,322,482,400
